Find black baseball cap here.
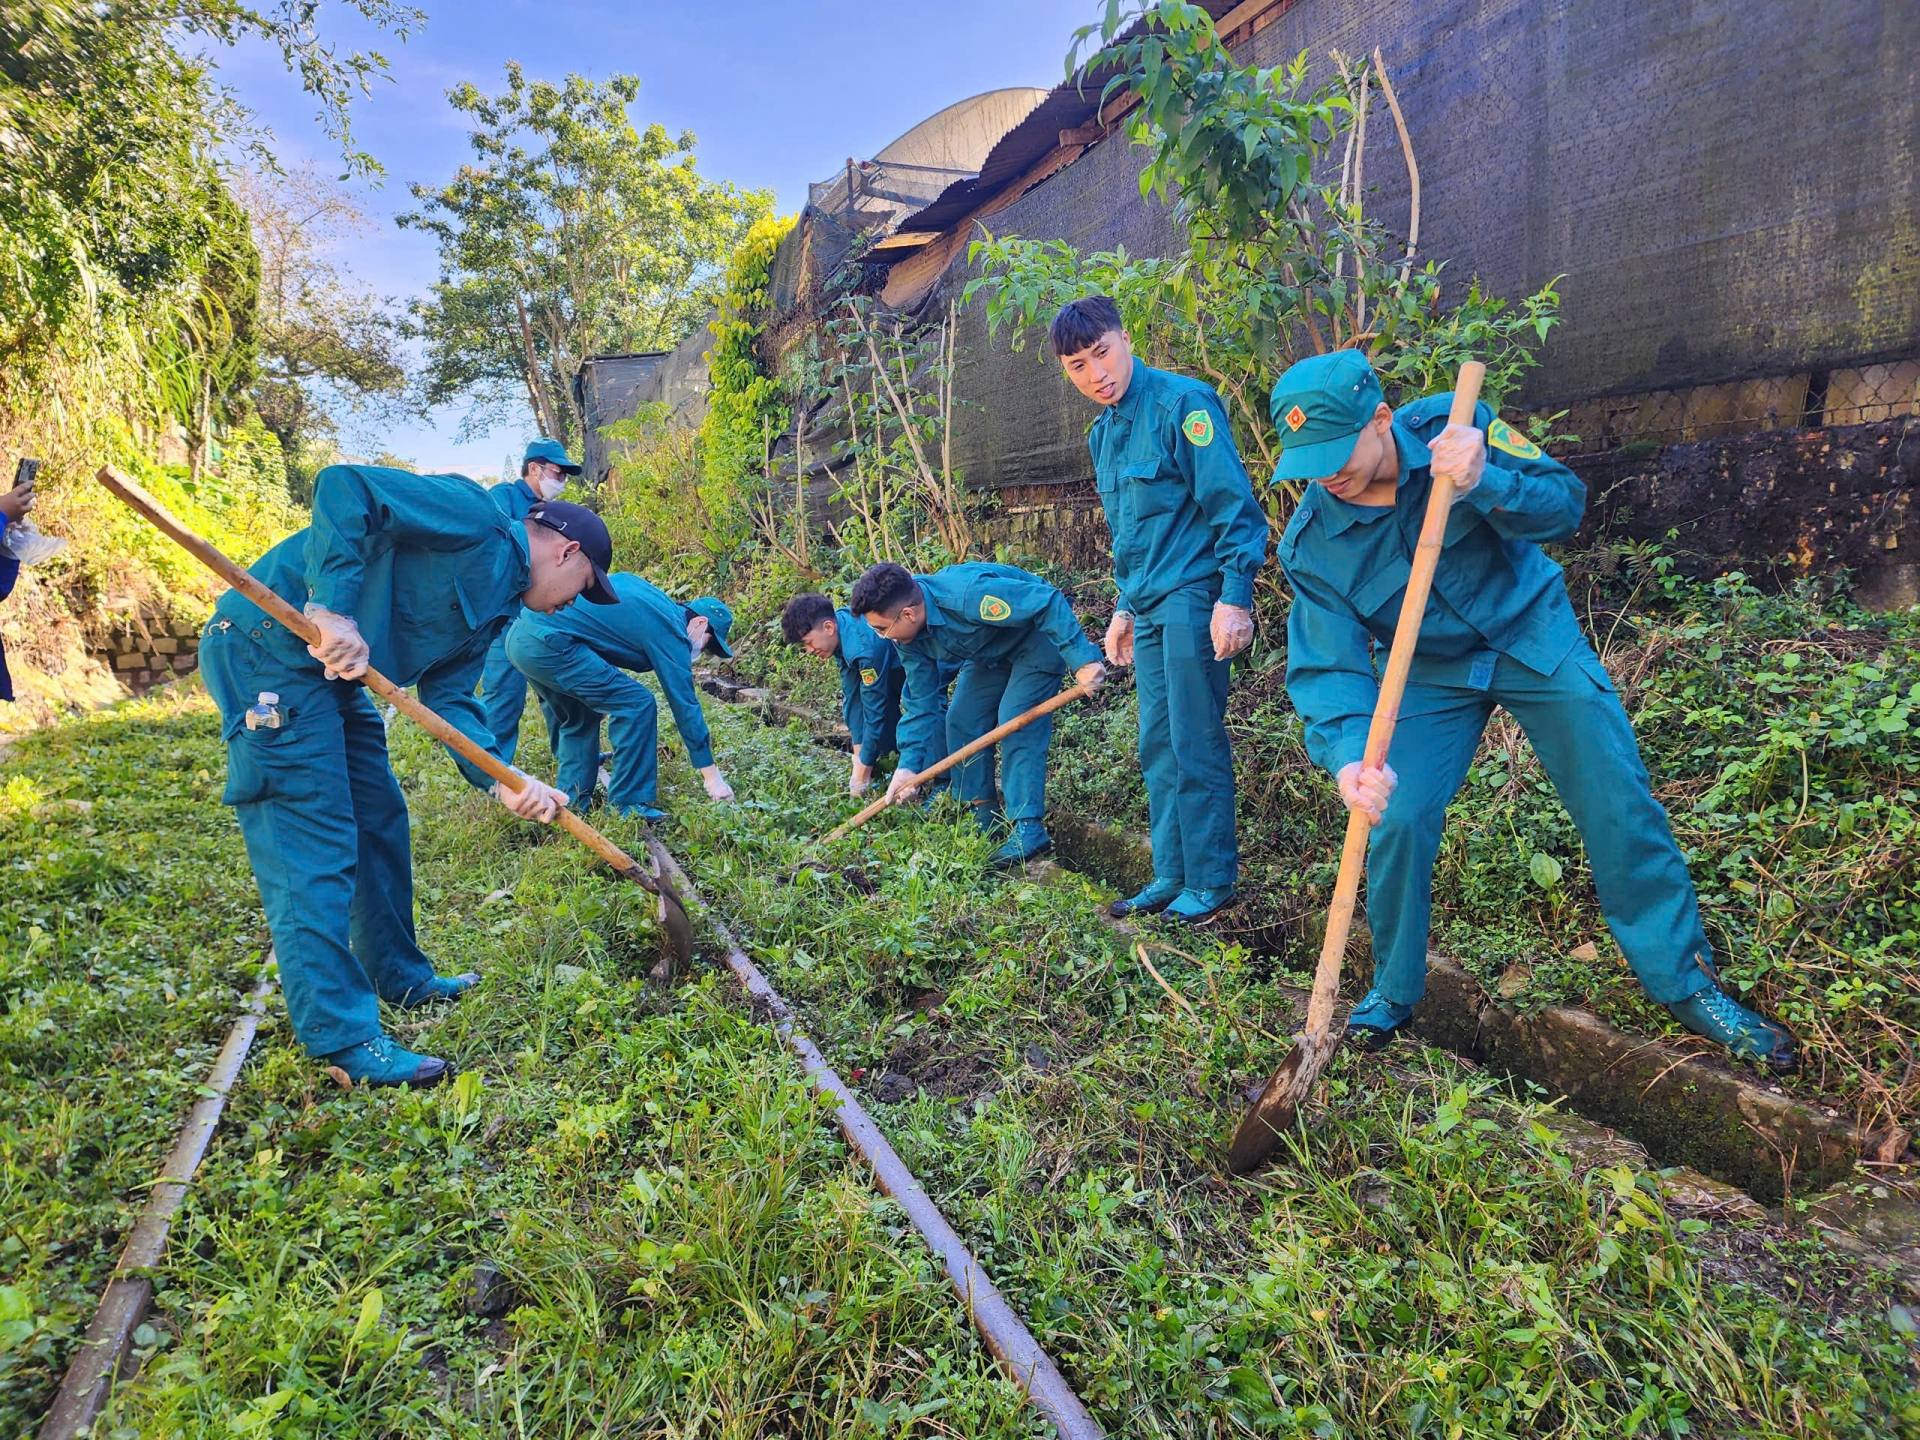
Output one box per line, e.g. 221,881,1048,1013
525,500,618,604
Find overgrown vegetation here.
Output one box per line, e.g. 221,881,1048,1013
0,688,1039,1436
967,3,1565,510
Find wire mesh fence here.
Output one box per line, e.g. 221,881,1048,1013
806,158,977,236
1550,357,1920,455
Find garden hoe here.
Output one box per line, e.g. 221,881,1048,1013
96,466,698,973
1225,360,1485,1176
819,681,1096,845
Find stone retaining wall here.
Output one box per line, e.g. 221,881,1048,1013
95,614,202,695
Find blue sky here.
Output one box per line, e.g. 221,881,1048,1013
216,0,1097,477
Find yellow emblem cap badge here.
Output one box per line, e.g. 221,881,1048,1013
1284,404,1307,432
1182,410,1215,447
979,595,1012,622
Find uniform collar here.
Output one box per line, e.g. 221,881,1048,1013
516,476,542,504
1309,420,1432,537
1110,356,1151,423
918,579,950,633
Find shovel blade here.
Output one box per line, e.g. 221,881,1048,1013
1225,1030,1337,1175
654,887,696,979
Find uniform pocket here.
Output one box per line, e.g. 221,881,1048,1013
1570,646,1619,695
1124,461,1184,519
1349,556,1414,621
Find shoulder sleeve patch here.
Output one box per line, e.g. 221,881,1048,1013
1487,417,1544,460
859,666,879,686
1181,410,1215,447
978,594,1012,623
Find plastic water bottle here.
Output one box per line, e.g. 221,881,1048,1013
244,692,283,731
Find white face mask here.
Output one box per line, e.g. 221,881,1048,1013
531,471,567,502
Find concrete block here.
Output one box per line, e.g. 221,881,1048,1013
114,652,144,671
152,637,179,654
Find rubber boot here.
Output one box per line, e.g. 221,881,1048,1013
1344,988,1415,1053
1110,877,1183,919
328,1034,450,1088
397,971,480,1008
989,819,1052,870
1668,984,1798,1075
1166,884,1237,925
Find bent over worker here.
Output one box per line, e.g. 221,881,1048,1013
851,560,1104,870
200,471,617,1087
504,572,735,821
1054,295,1270,924
1269,349,1797,1071
477,438,581,760
781,591,937,797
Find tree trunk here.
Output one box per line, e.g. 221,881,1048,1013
514,292,563,439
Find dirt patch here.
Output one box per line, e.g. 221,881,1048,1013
874,1031,997,1105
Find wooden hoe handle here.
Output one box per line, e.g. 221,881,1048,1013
95,466,669,896
821,682,1095,844
1299,361,1484,1038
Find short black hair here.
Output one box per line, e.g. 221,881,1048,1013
1049,295,1124,357
849,562,919,619
780,592,836,644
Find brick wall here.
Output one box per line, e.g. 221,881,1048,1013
96,614,203,694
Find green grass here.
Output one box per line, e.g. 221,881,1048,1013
1041,567,1920,1135
652,698,1920,1438
0,686,1039,1438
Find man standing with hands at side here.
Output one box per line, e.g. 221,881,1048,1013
1052,296,1271,925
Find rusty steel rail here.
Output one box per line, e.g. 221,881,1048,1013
642,836,1106,1440
39,963,277,1440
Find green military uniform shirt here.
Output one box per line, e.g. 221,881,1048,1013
1277,397,1587,774
1088,359,1270,614
894,562,1102,774
214,464,529,789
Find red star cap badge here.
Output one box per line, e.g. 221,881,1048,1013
1284,404,1307,432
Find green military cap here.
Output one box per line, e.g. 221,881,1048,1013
687,597,735,658
523,437,582,475
1268,349,1386,483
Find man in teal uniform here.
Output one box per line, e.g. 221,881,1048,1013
505,573,736,820
1270,349,1797,1071
478,439,581,759
1053,296,1270,924
200,471,616,1087
851,560,1105,869
781,592,908,796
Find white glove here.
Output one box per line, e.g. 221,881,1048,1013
492,770,568,823
1103,610,1135,666
1336,760,1398,825
850,759,874,797
1075,661,1107,692
1429,422,1486,501
1210,602,1254,661
303,604,370,680
699,765,734,802
885,767,921,804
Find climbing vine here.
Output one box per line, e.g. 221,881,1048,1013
696,211,796,580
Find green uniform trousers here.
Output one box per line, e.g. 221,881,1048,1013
478,631,529,763
1367,645,1716,1008
1133,585,1237,890
200,625,440,1057
506,628,662,816
946,626,1063,824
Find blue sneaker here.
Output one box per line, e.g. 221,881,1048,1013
988,819,1052,870
327,1034,450,1088
1165,885,1236,924
396,971,479,1008
619,803,668,822
1668,984,1798,1074
1110,877,1184,919
1345,988,1415,1052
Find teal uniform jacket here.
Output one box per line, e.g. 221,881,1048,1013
1277,399,1713,1009
1089,358,1270,616
1089,358,1269,891
504,572,713,814
477,476,543,759
833,607,905,767
201,464,532,1058
894,563,1100,825
214,464,529,790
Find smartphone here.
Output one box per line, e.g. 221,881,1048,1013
12,458,38,490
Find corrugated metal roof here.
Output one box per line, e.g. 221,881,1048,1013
889,0,1248,239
